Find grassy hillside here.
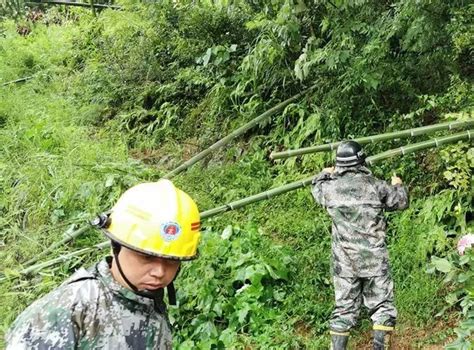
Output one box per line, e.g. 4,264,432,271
0,1,472,348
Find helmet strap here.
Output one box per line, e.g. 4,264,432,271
112,242,140,293
166,266,181,306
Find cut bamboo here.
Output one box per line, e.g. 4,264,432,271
200,176,315,219
365,129,473,165
270,119,474,159
163,86,316,179
23,211,112,268
25,1,121,9
1,76,34,86
23,225,91,266
204,130,473,218
20,88,318,268
8,130,472,279
0,241,109,282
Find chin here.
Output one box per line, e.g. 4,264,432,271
141,284,164,291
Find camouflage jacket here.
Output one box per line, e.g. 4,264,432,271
311,166,408,277
6,257,172,350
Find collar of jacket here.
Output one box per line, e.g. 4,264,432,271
94,257,156,309
333,165,372,177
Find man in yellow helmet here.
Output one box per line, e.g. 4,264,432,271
6,179,201,349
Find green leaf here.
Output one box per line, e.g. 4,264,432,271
237,305,250,324
273,289,286,302
202,48,212,66
294,63,303,81
219,328,237,346
105,174,115,187
446,292,459,305
432,257,453,273
459,254,471,265
458,272,471,283
221,225,233,240
321,17,330,33
212,302,223,317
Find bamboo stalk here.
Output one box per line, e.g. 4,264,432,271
23,211,112,268
23,225,91,266
270,119,474,159
1,76,34,86
163,86,316,179
90,0,97,16
200,176,315,219
9,130,472,279
365,129,473,165
25,1,121,9
0,241,109,282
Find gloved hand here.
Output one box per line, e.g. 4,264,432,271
391,173,402,185
323,166,335,174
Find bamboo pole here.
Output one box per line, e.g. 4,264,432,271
1,76,34,86
25,1,121,9
8,130,472,279
90,0,97,16
163,86,317,179
200,176,315,219
23,211,112,268
365,129,473,165
0,241,109,283
23,225,91,266
270,119,474,160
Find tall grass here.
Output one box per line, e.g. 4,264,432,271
0,2,471,347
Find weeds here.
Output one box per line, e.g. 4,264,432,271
0,1,472,347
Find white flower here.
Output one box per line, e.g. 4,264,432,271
457,234,474,255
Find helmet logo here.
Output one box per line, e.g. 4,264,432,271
161,222,181,241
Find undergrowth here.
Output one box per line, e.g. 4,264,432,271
0,1,472,348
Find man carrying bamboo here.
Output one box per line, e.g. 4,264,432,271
6,179,201,349
311,141,408,350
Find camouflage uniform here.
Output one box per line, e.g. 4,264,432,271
311,165,408,333
6,257,172,349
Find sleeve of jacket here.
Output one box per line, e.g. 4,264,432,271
5,283,90,350
311,171,332,207
375,180,409,211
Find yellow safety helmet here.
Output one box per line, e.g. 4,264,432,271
102,179,201,260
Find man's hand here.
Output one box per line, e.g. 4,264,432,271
391,173,402,185
323,167,335,174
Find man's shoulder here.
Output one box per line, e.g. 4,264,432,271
312,171,333,185
7,264,106,336
26,264,104,314
61,263,109,303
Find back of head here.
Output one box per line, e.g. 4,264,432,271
335,141,366,168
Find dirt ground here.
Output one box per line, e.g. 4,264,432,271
351,317,460,349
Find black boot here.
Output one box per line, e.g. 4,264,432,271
373,330,392,350
330,331,349,350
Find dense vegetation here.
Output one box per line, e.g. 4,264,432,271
0,0,472,348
